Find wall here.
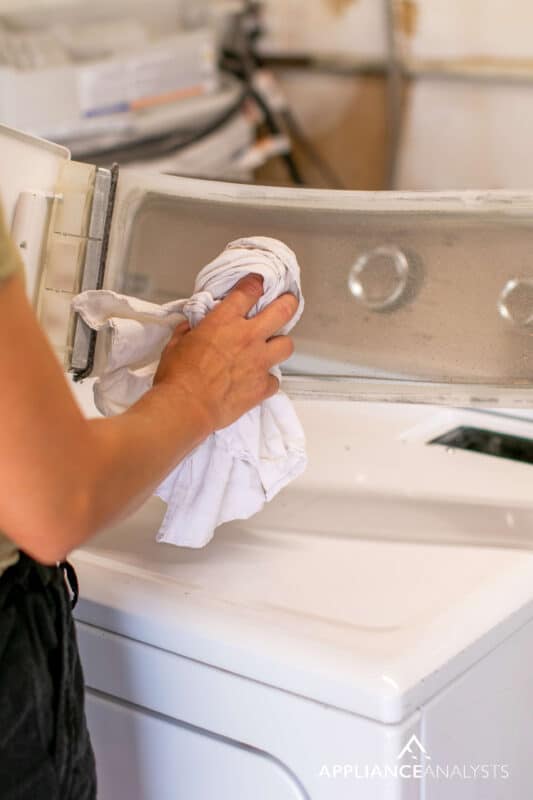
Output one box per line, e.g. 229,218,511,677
256,70,388,190
394,0,533,189
259,0,386,61
259,0,533,191
396,0,533,65
5,0,533,190
256,0,390,189
0,0,81,8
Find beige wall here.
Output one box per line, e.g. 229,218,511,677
257,1,533,191
394,1,533,190
396,0,533,65
257,71,388,190
259,0,386,60
6,0,533,66
5,0,533,191
0,0,81,8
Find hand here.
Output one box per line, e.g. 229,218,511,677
154,274,299,431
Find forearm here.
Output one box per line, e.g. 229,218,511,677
0,268,294,563
0,272,214,562
4,382,211,564
2,383,211,564
84,383,212,534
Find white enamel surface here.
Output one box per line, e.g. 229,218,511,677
0,123,68,226
0,124,69,302
397,79,533,191
258,0,386,60
422,617,533,799
399,0,533,63
79,622,422,800
85,691,306,800
72,398,533,723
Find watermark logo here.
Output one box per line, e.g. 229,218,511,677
397,735,430,762
318,734,510,782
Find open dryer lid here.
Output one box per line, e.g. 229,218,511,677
0,124,69,303
0,123,115,367
0,125,113,368
3,123,533,407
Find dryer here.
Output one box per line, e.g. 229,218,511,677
71,395,533,799
3,123,533,797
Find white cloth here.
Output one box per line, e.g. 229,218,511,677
72,236,307,548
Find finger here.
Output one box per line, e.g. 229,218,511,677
211,274,264,322
264,374,280,400
252,293,299,339
265,335,294,368
174,320,191,336
168,320,190,344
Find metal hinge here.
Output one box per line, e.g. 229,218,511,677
33,160,118,375
70,164,118,379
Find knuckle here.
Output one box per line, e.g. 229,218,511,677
284,336,295,358
237,275,263,295
260,369,273,389
257,349,271,371
268,376,280,397
278,294,297,318
220,291,239,311
240,322,255,345
269,335,293,363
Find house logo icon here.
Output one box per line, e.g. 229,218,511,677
397,735,431,761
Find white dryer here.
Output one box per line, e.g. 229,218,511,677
3,124,533,798
71,397,533,799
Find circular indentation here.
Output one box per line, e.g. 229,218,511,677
498,278,533,327
348,246,410,310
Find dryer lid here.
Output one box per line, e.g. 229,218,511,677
102,168,533,407
4,123,533,407
0,124,70,302
0,124,114,368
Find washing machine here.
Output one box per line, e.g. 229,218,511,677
3,123,533,798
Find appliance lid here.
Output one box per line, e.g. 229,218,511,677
5,123,533,408
0,122,70,225
0,124,70,301
0,124,116,369
100,168,533,407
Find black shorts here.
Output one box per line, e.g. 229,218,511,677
0,553,96,799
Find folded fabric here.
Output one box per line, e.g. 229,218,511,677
72,236,307,548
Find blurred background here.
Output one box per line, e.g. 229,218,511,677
2,0,533,190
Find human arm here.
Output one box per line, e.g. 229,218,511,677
0,271,297,563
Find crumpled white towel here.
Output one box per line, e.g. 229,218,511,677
72,236,306,548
